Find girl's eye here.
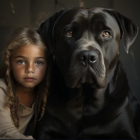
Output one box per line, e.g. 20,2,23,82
17,60,25,64
102,31,111,38
35,61,44,65
65,30,73,38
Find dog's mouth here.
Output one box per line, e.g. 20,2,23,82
65,64,106,89
75,73,96,88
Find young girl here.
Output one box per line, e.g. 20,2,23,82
0,27,50,139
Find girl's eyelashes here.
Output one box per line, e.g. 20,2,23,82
35,61,44,65
17,60,25,64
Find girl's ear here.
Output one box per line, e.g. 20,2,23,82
104,9,139,53
38,10,66,54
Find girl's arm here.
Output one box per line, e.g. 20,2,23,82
0,88,33,139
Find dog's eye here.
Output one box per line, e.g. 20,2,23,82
102,31,110,38
66,30,73,38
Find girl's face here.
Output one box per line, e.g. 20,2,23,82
11,44,47,89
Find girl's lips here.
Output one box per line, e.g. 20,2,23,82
24,78,36,82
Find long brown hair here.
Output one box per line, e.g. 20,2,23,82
0,27,51,128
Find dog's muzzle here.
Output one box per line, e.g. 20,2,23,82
65,48,106,89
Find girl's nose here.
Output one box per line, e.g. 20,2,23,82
25,63,35,74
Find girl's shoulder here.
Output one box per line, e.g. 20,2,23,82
0,78,8,110
0,78,7,92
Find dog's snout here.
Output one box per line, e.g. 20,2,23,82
78,50,98,66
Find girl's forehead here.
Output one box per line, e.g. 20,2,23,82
12,44,46,57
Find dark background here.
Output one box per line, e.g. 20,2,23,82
0,0,140,100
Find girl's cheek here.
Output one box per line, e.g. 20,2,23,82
36,65,47,80
35,64,47,73
11,64,24,72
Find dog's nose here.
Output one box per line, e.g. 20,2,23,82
78,50,98,66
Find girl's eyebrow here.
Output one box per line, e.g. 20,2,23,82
35,57,46,59
15,56,46,59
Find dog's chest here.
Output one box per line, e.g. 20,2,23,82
48,86,106,127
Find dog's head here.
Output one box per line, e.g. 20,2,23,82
39,7,138,89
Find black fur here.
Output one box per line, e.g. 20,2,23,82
34,7,140,139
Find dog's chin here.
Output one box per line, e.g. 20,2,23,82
66,78,106,89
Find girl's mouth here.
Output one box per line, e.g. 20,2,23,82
24,77,36,82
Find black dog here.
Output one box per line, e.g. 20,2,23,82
34,7,140,139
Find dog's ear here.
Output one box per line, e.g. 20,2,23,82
116,12,138,53
38,10,65,54
105,9,138,53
